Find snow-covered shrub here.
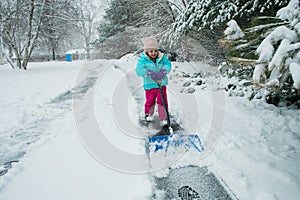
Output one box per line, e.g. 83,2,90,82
218,61,255,98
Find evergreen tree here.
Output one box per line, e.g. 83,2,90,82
166,0,289,40
222,0,300,106
94,0,175,46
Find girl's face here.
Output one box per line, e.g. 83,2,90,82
147,49,158,59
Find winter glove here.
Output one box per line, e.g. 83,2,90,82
147,70,158,80
156,69,167,80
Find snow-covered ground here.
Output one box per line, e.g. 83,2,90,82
0,54,299,200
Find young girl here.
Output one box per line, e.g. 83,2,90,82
135,36,172,125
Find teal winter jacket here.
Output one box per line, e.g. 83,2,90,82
135,52,172,90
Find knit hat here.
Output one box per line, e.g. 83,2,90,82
141,36,159,52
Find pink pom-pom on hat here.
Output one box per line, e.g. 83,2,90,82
141,36,159,52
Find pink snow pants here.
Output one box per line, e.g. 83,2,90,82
145,86,168,120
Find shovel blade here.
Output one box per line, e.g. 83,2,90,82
148,134,204,154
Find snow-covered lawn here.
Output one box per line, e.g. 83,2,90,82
0,55,299,200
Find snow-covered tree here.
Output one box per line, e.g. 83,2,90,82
38,0,78,61
253,0,300,91
71,0,102,59
165,0,289,43
1,0,100,66
221,0,299,105
94,0,176,46
0,0,47,69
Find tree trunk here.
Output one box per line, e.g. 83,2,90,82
0,22,15,68
52,49,56,61
22,0,35,70
22,57,28,70
17,57,22,69
0,41,15,69
181,0,187,8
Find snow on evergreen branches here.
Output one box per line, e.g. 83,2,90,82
253,0,300,89
224,20,245,40
277,0,300,21
290,62,300,89
167,0,288,39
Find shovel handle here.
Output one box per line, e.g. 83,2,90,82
157,83,172,133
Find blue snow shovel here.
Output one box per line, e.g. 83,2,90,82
148,82,204,154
